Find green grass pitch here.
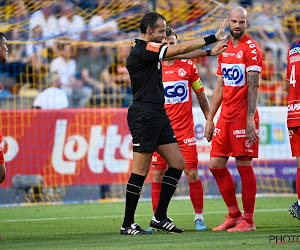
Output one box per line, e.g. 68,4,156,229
0,196,300,249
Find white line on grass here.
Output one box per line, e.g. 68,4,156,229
0,208,287,223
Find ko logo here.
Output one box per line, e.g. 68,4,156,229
165,82,187,100
222,65,244,85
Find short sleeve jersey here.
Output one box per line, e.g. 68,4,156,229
217,34,263,122
286,38,300,128
126,39,168,104
162,59,203,134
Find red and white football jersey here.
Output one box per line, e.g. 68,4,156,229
217,34,263,122
162,59,203,135
286,38,300,128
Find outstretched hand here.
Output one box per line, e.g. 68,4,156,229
211,41,228,56
215,19,227,41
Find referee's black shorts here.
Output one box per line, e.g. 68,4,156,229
127,102,177,152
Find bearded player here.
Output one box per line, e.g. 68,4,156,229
286,38,300,220
149,26,226,231
0,32,9,240
204,6,263,232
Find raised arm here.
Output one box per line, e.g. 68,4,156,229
164,20,227,59
246,71,260,143
204,75,224,142
167,41,228,60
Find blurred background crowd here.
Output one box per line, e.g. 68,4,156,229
0,0,299,109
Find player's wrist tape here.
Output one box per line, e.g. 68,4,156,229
204,35,217,46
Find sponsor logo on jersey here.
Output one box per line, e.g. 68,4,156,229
132,143,140,146
164,80,189,104
165,70,174,74
146,42,161,53
246,39,258,61
213,128,221,136
236,50,243,59
221,63,245,86
245,139,253,148
222,52,235,57
233,129,247,138
288,102,300,112
289,46,300,56
290,54,300,63
288,129,294,139
178,68,187,77
183,137,197,146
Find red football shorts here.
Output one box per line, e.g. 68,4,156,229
0,145,4,164
210,121,259,158
288,127,300,157
151,132,198,170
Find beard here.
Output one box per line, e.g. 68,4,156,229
229,28,244,39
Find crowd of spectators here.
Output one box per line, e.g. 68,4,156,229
0,0,298,108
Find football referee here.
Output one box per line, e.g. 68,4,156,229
121,12,227,235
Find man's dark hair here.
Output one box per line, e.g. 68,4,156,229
166,26,177,39
140,12,166,34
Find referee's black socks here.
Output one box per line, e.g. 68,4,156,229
122,173,146,228
154,167,183,221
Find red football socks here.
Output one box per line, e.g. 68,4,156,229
237,165,257,224
189,179,203,214
151,182,162,214
210,167,242,218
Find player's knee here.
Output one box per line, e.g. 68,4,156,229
177,157,186,170
184,169,199,182
153,169,165,182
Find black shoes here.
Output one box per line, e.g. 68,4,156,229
150,216,184,234
120,223,152,235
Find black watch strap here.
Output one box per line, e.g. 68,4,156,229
206,48,211,56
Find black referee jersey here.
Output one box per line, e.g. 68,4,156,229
126,39,168,104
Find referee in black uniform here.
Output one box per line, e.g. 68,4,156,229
121,12,227,235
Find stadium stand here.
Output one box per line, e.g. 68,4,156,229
0,0,299,204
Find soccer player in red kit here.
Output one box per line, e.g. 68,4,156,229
150,27,227,231
0,32,9,240
204,6,263,232
286,38,300,220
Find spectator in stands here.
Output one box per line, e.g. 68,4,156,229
260,48,286,106
25,25,48,89
50,43,91,107
32,72,69,109
69,0,97,12
58,3,85,41
105,45,132,106
87,6,119,41
29,0,59,48
5,0,29,24
108,45,131,93
76,45,114,106
254,0,289,69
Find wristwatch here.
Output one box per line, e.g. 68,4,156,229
206,48,211,56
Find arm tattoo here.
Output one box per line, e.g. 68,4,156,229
247,71,260,117
196,92,210,119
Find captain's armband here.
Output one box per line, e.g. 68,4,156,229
191,79,204,93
